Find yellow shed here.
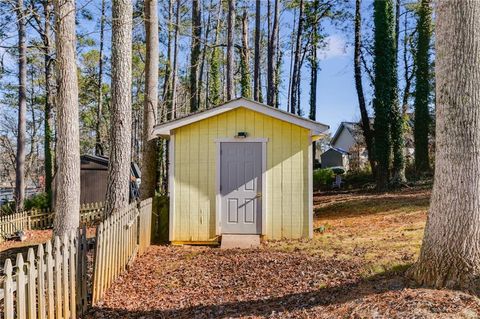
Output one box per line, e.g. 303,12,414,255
153,98,329,244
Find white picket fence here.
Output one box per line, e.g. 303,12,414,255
1,198,153,318
92,199,152,304
2,227,88,319
0,202,105,243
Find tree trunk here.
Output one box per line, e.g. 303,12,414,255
15,0,27,213
53,0,80,236
105,0,133,216
226,0,235,100
290,0,304,114
209,3,222,107
198,0,212,109
267,0,279,107
43,0,55,209
190,0,201,112
253,0,261,101
240,10,251,98
409,0,480,290
413,0,432,173
139,0,158,201
372,0,395,191
171,0,180,119
354,0,376,173
95,0,106,156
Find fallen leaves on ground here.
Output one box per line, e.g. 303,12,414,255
87,245,480,319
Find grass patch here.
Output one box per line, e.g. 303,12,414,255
265,187,430,278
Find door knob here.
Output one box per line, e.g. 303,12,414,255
256,192,262,198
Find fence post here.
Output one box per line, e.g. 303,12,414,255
27,248,37,319
16,253,26,319
37,244,46,319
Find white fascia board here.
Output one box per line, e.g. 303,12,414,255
152,98,329,137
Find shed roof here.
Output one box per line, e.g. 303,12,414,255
153,97,329,137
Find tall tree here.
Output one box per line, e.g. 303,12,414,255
15,0,27,213
372,0,396,190
140,0,158,201
53,0,80,235
410,0,480,290
171,0,180,118
253,0,261,101
95,0,106,156
267,0,279,106
105,0,133,215
290,0,304,114
226,0,235,100
240,10,251,98
209,3,222,106
413,0,432,173
390,0,406,185
43,0,55,208
354,0,375,173
190,0,201,112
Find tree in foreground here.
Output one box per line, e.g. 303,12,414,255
139,0,158,201
413,0,432,174
372,0,396,191
15,0,27,213
105,0,133,215
410,0,480,289
53,0,80,236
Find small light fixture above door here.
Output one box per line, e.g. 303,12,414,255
236,132,248,138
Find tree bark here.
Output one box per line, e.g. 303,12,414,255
15,0,27,213
240,10,251,98
95,0,106,156
171,0,180,119
43,0,55,209
410,0,480,290
267,0,279,107
253,0,261,101
105,0,133,216
140,0,158,201
413,0,432,173
190,0,202,112
354,0,376,173
290,0,304,114
53,0,80,236
226,0,235,100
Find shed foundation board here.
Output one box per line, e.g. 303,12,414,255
220,234,260,249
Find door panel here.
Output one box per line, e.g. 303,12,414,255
220,142,262,234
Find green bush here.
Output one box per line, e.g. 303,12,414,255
152,193,169,243
24,192,49,211
313,168,335,190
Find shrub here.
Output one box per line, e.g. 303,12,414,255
313,168,335,191
24,192,49,211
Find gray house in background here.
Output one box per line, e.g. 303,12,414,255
321,147,350,170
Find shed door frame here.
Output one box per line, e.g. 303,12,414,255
215,138,267,236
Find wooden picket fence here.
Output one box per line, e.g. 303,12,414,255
92,198,153,304
2,227,88,319
0,198,153,317
0,202,105,243
0,212,30,243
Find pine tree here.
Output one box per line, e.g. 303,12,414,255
413,0,432,173
240,10,251,98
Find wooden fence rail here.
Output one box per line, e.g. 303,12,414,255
2,227,88,319
92,198,153,304
0,202,105,243
1,198,153,317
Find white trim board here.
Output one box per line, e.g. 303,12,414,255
215,139,268,236
168,134,175,241
153,98,329,137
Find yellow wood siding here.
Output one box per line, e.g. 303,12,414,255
172,107,310,241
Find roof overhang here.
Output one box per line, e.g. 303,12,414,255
152,98,329,139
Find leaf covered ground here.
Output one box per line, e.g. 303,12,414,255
87,187,480,318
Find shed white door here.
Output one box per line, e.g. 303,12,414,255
220,142,262,234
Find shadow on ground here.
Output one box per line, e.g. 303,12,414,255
87,271,410,319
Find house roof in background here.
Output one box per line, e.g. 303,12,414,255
323,147,350,156
330,121,359,146
152,97,330,137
